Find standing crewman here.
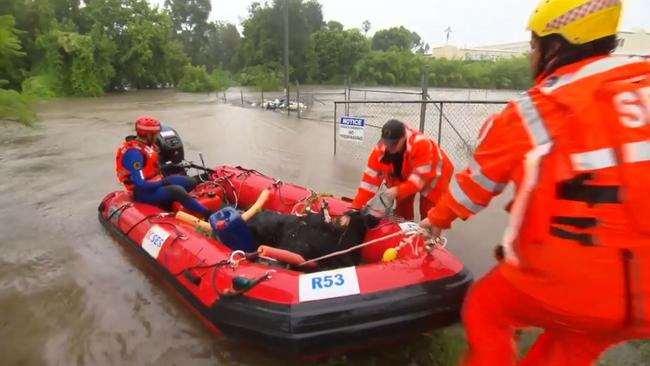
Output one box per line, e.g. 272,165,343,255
420,0,650,364
349,119,453,221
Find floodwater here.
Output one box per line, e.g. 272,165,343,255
0,89,645,365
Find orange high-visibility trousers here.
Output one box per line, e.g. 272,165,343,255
395,194,435,221
461,266,650,366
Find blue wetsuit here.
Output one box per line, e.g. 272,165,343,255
121,149,212,217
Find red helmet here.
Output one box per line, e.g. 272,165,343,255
135,116,161,136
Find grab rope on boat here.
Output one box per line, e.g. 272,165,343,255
298,227,447,267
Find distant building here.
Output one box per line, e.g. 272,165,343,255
428,45,522,61
429,30,649,60
616,30,650,56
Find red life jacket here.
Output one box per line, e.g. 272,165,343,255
115,137,162,192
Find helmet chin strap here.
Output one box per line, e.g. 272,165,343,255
535,36,563,80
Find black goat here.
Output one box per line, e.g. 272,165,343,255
246,208,380,269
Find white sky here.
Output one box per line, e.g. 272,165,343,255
150,0,650,47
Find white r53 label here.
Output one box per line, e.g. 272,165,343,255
298,267,360,302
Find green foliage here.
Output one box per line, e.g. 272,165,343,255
205,22,241,72
165,0,211,66
0,15,37,125
35,28,114,96
0,0,534,116
178,64,212,92
238,64,282,91
312,28,370,83
354,50,424,86
209,68,233,91
0,88,35,125
238,0,323,83
178,64,233,92
21,74,61,99
371,26,419,52
426,57,532,89
0,15,26,89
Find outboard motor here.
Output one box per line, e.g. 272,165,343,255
156,125,186,176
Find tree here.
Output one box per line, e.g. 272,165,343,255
327,20,343,31
313,27,369,82
0,15,26,89
205,22,241,72
35,28,114,96
238,0,324,83
362,20,371,37
371,26,418,52
411,31,430,54
165,0,211,65
77,0,189,91
354,50,423,86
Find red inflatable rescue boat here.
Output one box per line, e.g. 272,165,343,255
98,165,472,358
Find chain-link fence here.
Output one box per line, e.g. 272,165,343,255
333,100,507,168
218,86,347,122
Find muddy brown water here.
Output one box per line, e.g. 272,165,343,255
1,90,644,365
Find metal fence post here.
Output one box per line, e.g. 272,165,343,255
334,103,338,156
419,65,429,132
437,102,444,145
286,86,290,117
296,83,301,119
240,89,244,105
261,88,264,104
345,77,350,116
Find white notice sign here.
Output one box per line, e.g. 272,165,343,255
339,117,365,142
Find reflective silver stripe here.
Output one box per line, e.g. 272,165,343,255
450,179,485,214
414,164,433,174
515,94,551,147
624,140,650,163
421,149,444,196
364,167,380,178
542,56,645,94
359,181,379,192
570,148,617,171
501,143,553,265
408,174,426,189
469,159,506,193
413,135,428,143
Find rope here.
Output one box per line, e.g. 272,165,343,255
298,227,442,267
290,191,334,215
106,202,133,226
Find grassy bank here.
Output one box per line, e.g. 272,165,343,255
309,326,650,366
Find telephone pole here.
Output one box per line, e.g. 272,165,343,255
444,27,452,45
284,0,290,115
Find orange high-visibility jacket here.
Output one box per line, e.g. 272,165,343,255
428,55,650,321
351,125,454,209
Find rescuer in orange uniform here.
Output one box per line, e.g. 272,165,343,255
420,0,650,365
349,119,453,220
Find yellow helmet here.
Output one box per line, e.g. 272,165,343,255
527,0,622,44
